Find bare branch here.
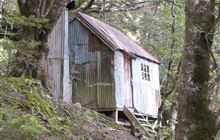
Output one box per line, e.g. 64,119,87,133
82,0,95,12
86,0,161,13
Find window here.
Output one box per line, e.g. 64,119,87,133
141,63,150,81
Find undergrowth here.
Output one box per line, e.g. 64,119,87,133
0,77,77,139
0,77,129,140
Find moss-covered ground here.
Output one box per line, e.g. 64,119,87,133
0,78,137,140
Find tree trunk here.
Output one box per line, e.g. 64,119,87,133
176,0,216,139
16,0,95,80
169,93,178,134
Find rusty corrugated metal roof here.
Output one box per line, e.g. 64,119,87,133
73,12,159,63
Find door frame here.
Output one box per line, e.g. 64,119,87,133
124,55,134,108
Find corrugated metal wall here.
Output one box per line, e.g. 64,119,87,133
68,18,160,114
69,20,115,109
98,49,115,108
44,10,72,102
114,51,133,108
44,10,64,99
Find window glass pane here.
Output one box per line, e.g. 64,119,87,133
147,65,149,73
144,73,147,80
141,63,151,81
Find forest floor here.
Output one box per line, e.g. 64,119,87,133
0,78,137,140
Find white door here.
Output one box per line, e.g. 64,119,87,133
132,59,157,117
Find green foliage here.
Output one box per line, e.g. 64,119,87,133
1,115,48,139
0,77,128,139
0,2,49,78
4,78,54,116
0,44,8,77
4,3,48,29
157,126,174,140
6,14,48,29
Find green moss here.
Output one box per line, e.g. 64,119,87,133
0,78,76,139
0,77,131,139
3,115,48,139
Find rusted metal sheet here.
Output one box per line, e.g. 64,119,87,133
47,16,63,59
73,12,159,64
97,49,115,108
73,61,98,108
88,32,102,52
69,20,97,108
69,20,115,109
44,10,71,102
43,59,62,99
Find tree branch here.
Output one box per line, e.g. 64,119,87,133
86,1,161,13
82,0,95,12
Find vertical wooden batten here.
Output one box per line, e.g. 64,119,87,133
63,10,72,103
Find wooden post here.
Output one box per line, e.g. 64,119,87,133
63,9,72,103
112,109,118,122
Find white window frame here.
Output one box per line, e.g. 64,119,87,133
141,63,151,82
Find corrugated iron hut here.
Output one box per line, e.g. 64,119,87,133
69,13,161,119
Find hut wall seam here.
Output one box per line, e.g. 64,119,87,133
62,10,72,103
